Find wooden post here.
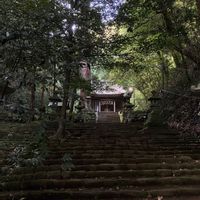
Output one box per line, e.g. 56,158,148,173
99,101,101,112
114,101,116,112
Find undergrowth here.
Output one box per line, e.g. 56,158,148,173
2,122,48,175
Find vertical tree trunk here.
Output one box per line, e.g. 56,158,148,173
158,52,166,89
55,69,71,139
40,84,45,108
53,64,56,96
161,7,200,68
69,88,76,121
30,83,35,121
161,70,165,90
30,67,36,121
196,0,200,17
30,83,36,121
40,83,46,115
1,81,9,101
181,54,192,83
161,9,174,34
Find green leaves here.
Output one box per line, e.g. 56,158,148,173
61,153,74,170
101,0,200,107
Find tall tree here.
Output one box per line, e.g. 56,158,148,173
105,0,200,97
53,0,104,138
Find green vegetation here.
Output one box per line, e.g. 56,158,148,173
90,0,200,112
0,1,200,198
0,0,199,134
0,122,48,176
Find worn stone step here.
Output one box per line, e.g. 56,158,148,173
70,162,200,171
48,142,193,147
47,146,200,152
8,162,200,175
2,176,200,191
46,149,200,155
1,157,198,167
46,152,200,160
3,154,200,167
47,141,199,146
3,169,200,182
47,134,181,139
42,157,195,165
1,122,200,199
1,187,200,200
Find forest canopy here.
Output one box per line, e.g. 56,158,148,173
0,0,199,126
100,0,200,99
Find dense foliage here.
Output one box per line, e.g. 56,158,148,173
0,0,199,135
101,0,200,103
0,0,109,136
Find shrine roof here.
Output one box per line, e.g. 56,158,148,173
91,84,126,98
91,93,124,98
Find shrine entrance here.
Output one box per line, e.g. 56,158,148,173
100,100,115,112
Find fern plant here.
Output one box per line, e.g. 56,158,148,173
61,153,74,171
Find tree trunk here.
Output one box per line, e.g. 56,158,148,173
1,81,9,101
181,54,192,83
161,69,165,90
53,65,56,96
196,0,200,17
69,88,76,121
161,8,200,68
174,45,200,68
55,69,71,139
41,84,45,107
40,83,46,115
30,83,36,121
30,67,36,121
158,52,169,89
162,9,174,34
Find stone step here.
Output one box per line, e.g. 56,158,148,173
46,147,200,152
46,152,200,160
8,162,200,175
1,187,200,200
2,176,200,191
47,137,198,143
47,143,200,149
67,162,200,171
1,122,200,199
3,169,200,182
47,149,200,156
1,156,200,167
40,157,195,165
97,112,120,123
4,149,200,160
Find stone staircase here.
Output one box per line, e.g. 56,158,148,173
97,112,120,123
1,123,200,199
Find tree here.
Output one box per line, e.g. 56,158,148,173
0,0,65,119
50,0,104,138
102,0,200,99
1,0,126,138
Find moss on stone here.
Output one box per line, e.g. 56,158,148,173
145,108,165,127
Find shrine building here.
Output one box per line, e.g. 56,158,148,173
90,85,126,113
79,62,131,122
89,84,127,122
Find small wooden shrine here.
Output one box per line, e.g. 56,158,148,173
90,85,126,113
